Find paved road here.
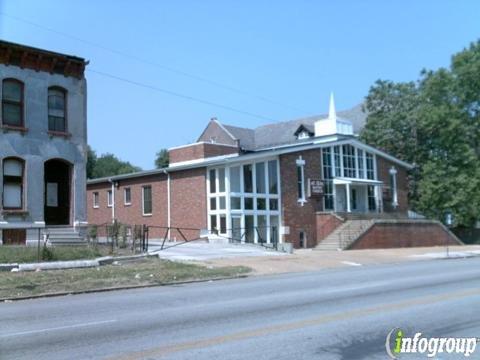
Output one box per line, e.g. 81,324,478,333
1,257,480,359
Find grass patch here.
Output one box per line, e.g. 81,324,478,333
0,258,251,299
0,246,104,264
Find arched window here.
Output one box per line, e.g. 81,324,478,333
3,158,24,209
48,87,67,132
2,79,24,127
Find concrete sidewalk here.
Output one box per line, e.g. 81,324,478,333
150,242,286,261
198,245,480,275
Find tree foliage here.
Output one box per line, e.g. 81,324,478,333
361,40,480,227
155,148,169,169
87,146,142,179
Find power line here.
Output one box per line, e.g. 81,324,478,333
0,11,311,114
88,68,276,122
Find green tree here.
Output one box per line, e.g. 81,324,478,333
361,40,480,227
155,148,169,168
86,145,97,179
92,153,142,178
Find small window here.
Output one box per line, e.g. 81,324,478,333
256,198,266,210
299,231,307,248
48,87,67,132
93,192,99,208
107,190,113,207
209,169,216,193
218,196,226,210
219,215,227,234
2,79,24,127
243,164,253,193
142,186,152,215
210,215,217,233
255,162,266,193
218,168,225,192
268,160,278,194
230,166,241,192
269,198,278,211
124,188,131,205
2,158,24,209
210,197,216,210
244,197,254,210
231,196,241,210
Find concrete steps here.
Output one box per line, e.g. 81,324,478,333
315,219,374,251
44,227,86,246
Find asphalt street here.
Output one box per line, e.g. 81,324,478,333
1,257,480,359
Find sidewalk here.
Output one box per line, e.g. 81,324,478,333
199,245,480,275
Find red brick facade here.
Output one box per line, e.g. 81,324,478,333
169,168,207,240
169,143,239,164
350,221,461,249
87,145,413,248
377,156,409,213
280,149,324,248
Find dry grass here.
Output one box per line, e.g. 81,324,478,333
0,258,250,299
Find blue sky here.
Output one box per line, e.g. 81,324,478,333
1,1,479,169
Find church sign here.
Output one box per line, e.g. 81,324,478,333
308,179,324,197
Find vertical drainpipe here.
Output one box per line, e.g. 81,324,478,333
163,169,171,240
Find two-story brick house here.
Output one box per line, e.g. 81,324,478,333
87,95,460,249
0,40,88,245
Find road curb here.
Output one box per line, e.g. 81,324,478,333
1,274,250,302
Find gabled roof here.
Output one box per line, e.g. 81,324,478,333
217,103,366,151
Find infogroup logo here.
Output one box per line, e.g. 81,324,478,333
385,328,478,358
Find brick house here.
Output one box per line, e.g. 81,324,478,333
87,95,460,249
0,40,88,245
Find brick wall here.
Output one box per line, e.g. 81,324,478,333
169,143,239,164
280,149,323,248
87,182,113,226
316,213,343,241
350,221,462,249
377,157,409,213
170,167,207,240
87,168,207,241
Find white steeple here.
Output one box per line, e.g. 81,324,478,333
328,92,336,121
314,93,354,137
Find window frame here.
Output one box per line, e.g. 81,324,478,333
142,185,153,216
107,190,113,208
124,187,131,206
47,86,68,133
2,157,25,210
93,192,99,208
2,78,24,128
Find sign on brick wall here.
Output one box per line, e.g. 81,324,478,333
308,179,324,197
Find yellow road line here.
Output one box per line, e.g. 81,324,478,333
108,287,480,360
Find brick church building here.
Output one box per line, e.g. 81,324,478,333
87,95,460,249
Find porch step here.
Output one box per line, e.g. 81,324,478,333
315,219,374,251
335,212,408,221
44,227,86,246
